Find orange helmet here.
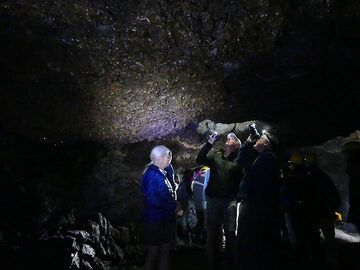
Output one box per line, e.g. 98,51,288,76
288,152,303,165
304,152,318,166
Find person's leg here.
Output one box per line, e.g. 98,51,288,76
261,214,282,270
176,215,187,245
194,210,205,245
205,198,222,270
236,202,260,270
320,217,338,269
306,218,321,269
198,210,206,245
206,227,221,270
224,230,236,269
290,212,307,265
158,242,171,270
223,199,237,269
144,245,159,270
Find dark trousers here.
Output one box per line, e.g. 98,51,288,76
194,210,206,245
236,202,281,270
205,197,237,270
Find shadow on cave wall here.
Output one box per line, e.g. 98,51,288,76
1,1,359,145
0,131,106,244
221,1,360,145
0,3,98,142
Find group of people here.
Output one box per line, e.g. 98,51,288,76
140,129,358,270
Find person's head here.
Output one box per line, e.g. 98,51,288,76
225,132,241,153
288,152,304,171
304,152,318,167
182,168,194,184
254,131,278,153
150,145,172,170
199,166,210,177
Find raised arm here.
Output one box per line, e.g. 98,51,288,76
196,142,214,165
236,140,258,168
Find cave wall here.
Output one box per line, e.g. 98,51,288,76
1,0,360,252
1,0,359,145
3,120,357,224
0,0,284,143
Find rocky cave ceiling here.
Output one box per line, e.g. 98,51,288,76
0,0,359,146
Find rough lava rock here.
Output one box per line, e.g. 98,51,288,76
1,1,359,145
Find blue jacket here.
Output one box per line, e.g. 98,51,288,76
164,164,176,191
142,164,176,223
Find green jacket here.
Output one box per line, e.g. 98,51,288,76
196,142,242,199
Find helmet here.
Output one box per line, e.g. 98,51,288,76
304,152,318,166
288,152,303,165
200,166,210,172
342,141,360,153
200,166,210,176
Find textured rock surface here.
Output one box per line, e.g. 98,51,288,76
299,130,360,220
0,118,359,268
14,213,142,270
1,1,359,267
1,1,359,145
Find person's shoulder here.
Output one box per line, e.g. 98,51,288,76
144,165,162,179
260,150,276,159
256,151,278,166
165,164,174,173
213,149,223,157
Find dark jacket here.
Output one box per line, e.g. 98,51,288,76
280,164,311,213
237,142,280,207
196,142,241,199
346,151,360,225
142,164,176,223
176,181,191,211
306,165,341,218
236,141,258,172
164,164,176,191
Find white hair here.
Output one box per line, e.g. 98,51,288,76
143,145,171,174
150,145,171,163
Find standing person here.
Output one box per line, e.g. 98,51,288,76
174,171,191,246
304,152,341,269
343,141,360,232
196,132,242,270
236,130,281,270
142,145,178,270
192,166,210,246
281,152,315,267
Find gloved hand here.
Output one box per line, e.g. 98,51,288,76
208,132,219,144
246,134,257,143
335,212,342,221
176,209,184,217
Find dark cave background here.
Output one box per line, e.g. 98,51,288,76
0,0,359,269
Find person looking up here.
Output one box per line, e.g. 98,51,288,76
236,130,281,270
196,132,242,270
304,152,341,269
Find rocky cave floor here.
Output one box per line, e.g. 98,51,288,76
168,241,360,270
1,214,359,270
165,226,360,270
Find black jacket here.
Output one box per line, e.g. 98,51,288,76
237,142,280,206
306,165,341,218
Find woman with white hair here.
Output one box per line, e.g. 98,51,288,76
142,145,176,270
